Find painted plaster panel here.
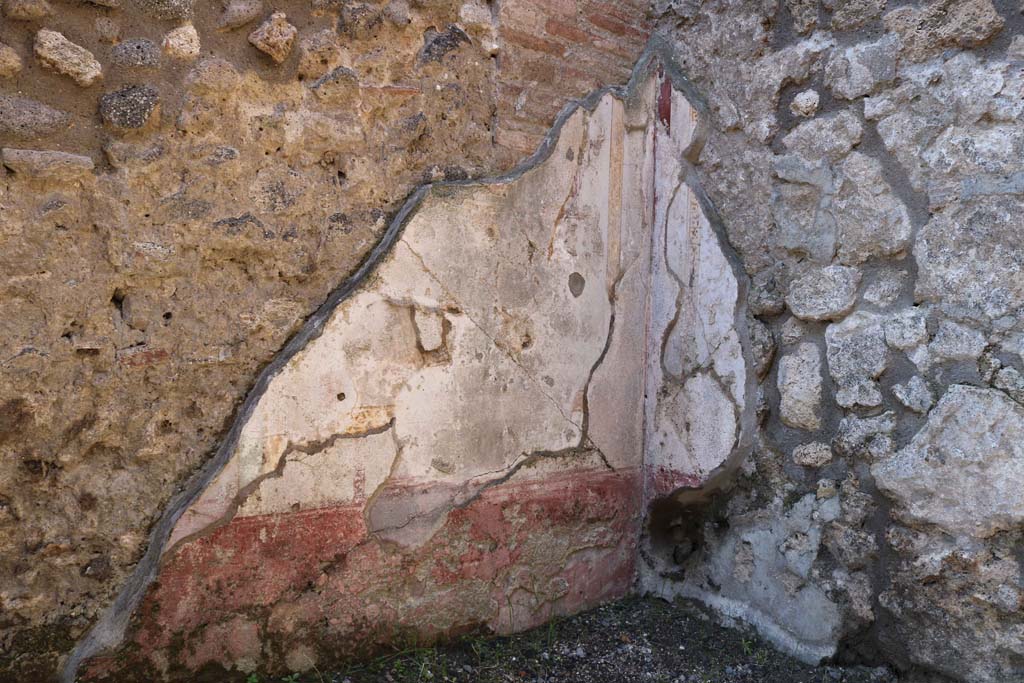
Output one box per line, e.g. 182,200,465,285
644,83,749,497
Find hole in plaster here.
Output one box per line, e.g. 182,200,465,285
110,289,126,320
646,496,712,579
336,392,346,402
78,492,97,511
568,271,586,298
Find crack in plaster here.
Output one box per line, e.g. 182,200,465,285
448,445,606,515
398,235,584,434
166,419,398,555
655,158,738,395
547,129,589,260
366,292,620,536
665,161,758,500
636,38,759,520
358,426,408,537
657,173,693,385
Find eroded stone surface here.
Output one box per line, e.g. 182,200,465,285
679,494,845,664
135,0,194,21
789,89,818,117
994,367,1024,404
771,144,911,269
162,24,200,60
880,530,1024,683
824,35,899,100
884,0,1004,62
883,308,928,351
829,0,885,31
833,411,896,459
773,138,911,268
0,42,22,77
778,343,822,431
3,0,51,20
826,312,888,409
929,320,987,362
873,385,1024,538
34,29,102,86
99,85,160,130
749,317,775,380
110,38,160,70
892,376,933,414
296,29,346,79
793,442,833,468
915,198,1024,320
862,269,906,308
1,148,94,180
831,152,912,265
781,111,862,163
770,154,835,262
653,3,1021,679
219,0,263,31
786,265,860,321
0,94,69,138
248,12,298,63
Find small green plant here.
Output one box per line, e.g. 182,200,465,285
281,674,301,683
246,675,261,683
741,637,753,656
416,656,434,681
391,658,407,677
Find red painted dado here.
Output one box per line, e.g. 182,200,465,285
85,468,641,680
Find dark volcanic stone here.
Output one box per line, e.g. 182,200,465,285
99,85,160,129
418,24,470,64
110,38,161,69
130,0,192,20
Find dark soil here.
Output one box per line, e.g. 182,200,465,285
255,596,897,683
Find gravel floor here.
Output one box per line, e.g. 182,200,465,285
253,596,897,683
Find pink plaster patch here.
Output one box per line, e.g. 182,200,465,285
649,466,704,497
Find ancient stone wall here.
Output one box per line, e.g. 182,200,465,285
86,84,657,681
4,1,1022,682
56,60,753,682
642,2,1024,682
0,1,654,680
